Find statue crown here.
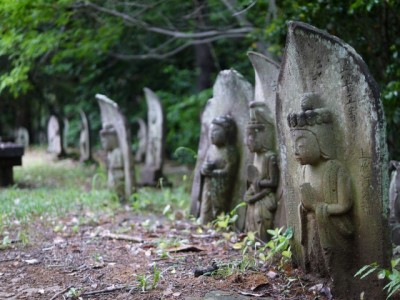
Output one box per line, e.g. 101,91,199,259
287,93,332,128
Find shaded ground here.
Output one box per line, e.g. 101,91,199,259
0,149,329,300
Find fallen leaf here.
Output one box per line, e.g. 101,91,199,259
238,290,268,297
266,270,278,279
167,245,205,253
24,259,40,265
100,232,142,243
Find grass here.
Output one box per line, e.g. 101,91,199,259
0,148,191,231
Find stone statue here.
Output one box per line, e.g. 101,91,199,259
190,69,253,229
79,110,92,162
247,51,286,230
135,118,147,163
289,93,354,283
244,102,278,241
140,88,168,186
389,160,400,244
276,21,390,299
199,115,239,224
14,127,29,148
47,115,66,158
100,123,125,198
96,94,136,201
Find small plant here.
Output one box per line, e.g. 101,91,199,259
212,202,246,231
66,287,81,299
0,235,11,250
259,227,293,264
135,263,161,292
355,258,400,299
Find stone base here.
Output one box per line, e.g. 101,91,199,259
140,167,171,187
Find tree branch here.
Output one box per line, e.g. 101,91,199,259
82,1,253,39
110,33,246,60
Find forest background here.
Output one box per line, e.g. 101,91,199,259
0,0,399,160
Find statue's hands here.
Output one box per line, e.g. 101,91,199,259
315,203,329,217
201,163,214,176
300,183,315,210
212,169,227,177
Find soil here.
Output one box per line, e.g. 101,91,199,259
0,209,330,300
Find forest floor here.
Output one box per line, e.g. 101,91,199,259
0,149,331,300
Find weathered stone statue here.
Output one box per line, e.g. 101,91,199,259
79,110,92,163
389,160,400,244
140,88,168,186
289,93,354,285
244,102,278,241
14,127,29,148
190,69,253,228
199,115,239,224
135,118,147,163
276,22,390,299
96,94,136,201
47,115,66,158
247,51,286,230
100,123,125,197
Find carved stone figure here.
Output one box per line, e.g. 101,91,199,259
135,118,147,163
47,115,66,158
248,51,286,229
79,110,92,162
244,102,278,241
96,94,135,201
14,127,29,148
141,88,168,186
389,160,400,244
191,69,253,228
100,123,125,197
289,94,354,285
276,22,390,299
199,115,239,224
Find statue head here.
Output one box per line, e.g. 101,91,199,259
287,93,335,165
247,101,275,153
210,115,236,147
100,123,119,151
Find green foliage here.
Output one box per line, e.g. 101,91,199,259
135,263,161,292
160,88,212,157
355,258,400,299
212,202,246,231
261,227,293,264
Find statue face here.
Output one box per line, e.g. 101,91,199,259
247,128,264,153
100,131,119,151
210,123,226,146
292,131,320,165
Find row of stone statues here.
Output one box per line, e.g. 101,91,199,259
96,88,168,200
38,20,393,299
188,22,390,299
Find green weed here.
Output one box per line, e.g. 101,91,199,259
355,258,400,299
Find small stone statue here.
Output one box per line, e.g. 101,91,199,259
244,102,278,241
100,123,125,200
199,115,239,224
79,110,92,162
288,93,354,282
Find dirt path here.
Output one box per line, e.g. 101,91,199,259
0,150,328,299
